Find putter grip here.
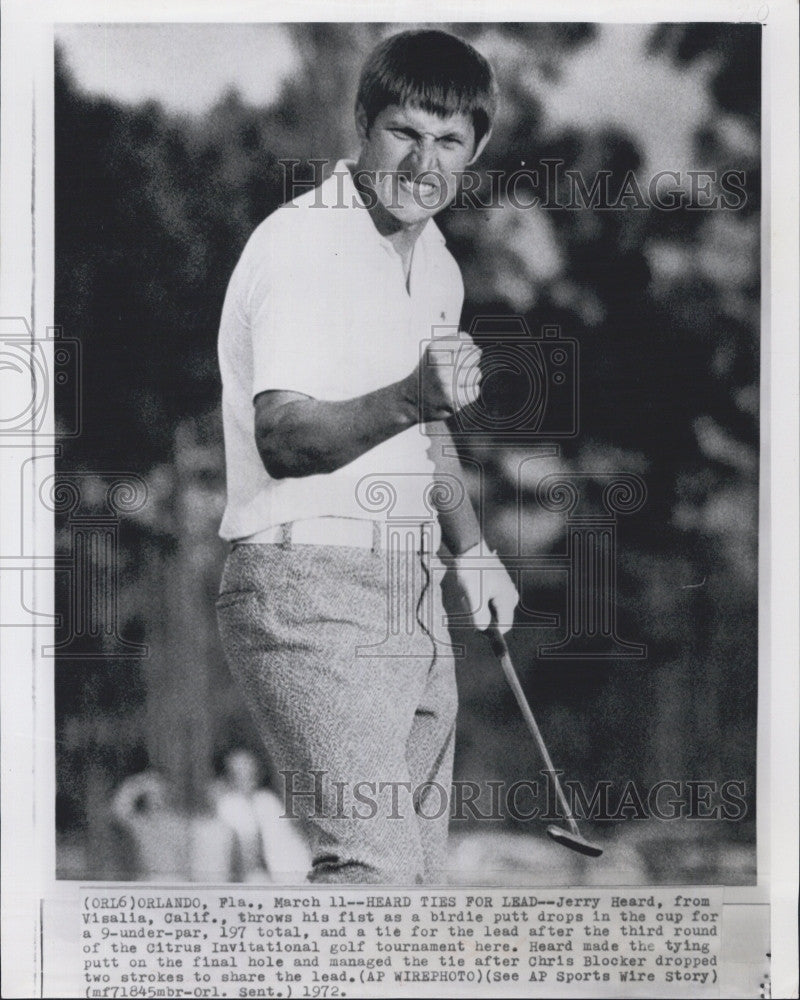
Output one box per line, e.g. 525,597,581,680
486,623,508,659
486,600,509,658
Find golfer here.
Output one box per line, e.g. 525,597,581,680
216,29,518,884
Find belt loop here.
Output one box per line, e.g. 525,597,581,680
279,522,293,548
371,520,382,555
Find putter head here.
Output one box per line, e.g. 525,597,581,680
547,824,604,858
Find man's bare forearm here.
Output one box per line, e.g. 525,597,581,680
255,379,419,479
426,421,482,556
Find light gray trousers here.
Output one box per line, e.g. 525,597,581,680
215,539,457,884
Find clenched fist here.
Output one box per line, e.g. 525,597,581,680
404,332,482,423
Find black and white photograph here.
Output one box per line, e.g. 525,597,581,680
0,4,798,998
51,17,762,887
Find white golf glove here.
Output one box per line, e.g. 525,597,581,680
452,542,519,634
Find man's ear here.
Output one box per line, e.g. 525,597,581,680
355,104,370,144
468,127,493,166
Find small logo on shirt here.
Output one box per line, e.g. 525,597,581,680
439,311,446,320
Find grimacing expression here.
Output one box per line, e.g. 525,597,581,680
356,103,484,227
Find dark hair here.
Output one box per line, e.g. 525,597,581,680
356,29,497,146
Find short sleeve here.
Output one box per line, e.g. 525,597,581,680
247,210,343,401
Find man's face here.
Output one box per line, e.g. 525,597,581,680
355,103,480,228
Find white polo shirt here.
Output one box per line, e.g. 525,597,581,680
218,160,465,541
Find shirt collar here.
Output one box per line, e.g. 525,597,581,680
328,159,448,252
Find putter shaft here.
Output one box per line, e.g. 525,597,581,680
487,622,580,836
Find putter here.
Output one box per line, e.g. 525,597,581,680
486,602,603,858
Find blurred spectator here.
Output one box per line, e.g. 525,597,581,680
211,749,311,882
111,769,236,882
